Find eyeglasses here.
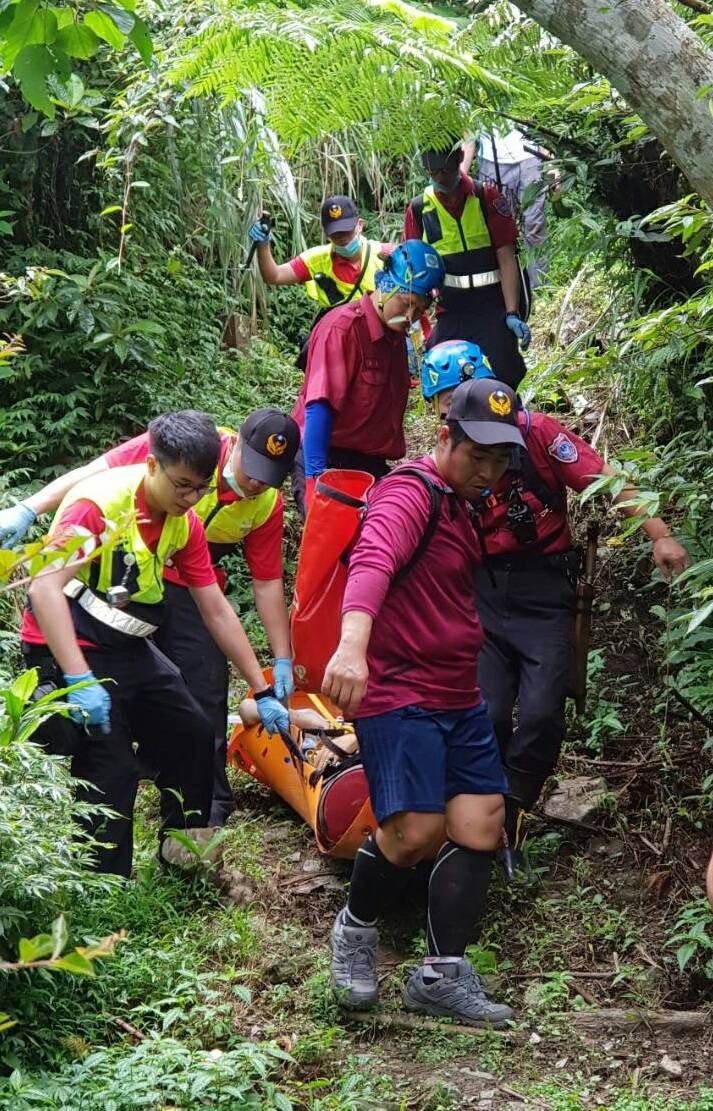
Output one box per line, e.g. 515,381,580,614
159,462,215,499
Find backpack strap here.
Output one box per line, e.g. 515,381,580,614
510,413,566,512
390,466,448,586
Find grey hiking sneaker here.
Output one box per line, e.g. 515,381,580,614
403,958,513,1027
330,909,379,1009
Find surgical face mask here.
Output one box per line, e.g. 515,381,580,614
430,173,460,195
222,457,247,498
332,235,361,258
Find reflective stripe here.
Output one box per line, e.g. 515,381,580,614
63,578,158,637
442,269,501,289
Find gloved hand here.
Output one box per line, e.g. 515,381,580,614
248,219,271,244
0,502,36,548
62,671,111,735
255,687,290,736
505,313,532,351
272,657,295,702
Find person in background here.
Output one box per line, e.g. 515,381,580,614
463,129,558,289
249,194,387,361
404,137,530,388
0,409,300,826
291,240,445,516
20,411,289,876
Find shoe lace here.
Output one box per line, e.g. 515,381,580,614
335,932,376,982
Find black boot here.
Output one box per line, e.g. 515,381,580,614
497,793,535,887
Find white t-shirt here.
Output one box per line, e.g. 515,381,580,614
480,129,531,165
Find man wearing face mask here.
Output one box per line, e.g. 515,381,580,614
404,139,529,389
1,408,300,826
291,240,446,514
250,195,385,308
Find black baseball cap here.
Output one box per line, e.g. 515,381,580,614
321,195,359,235
447,379,525,448
239,409,301,487
421,137,463,173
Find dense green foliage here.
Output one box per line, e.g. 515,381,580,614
2,0,713,1106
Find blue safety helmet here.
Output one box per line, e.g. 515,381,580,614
374,240,445,299
421,340,495,400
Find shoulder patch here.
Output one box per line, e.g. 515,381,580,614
547,432,579,464
492,193,513,218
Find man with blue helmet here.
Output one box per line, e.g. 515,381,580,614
292,241,446,512
421,340,495,418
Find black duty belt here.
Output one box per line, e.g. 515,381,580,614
481,548,580,574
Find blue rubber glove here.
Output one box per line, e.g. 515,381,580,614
255,691,290,736
62,671,111,735
505,313,532,351
0,502,36,548
248,219,271,244
272,657,295,702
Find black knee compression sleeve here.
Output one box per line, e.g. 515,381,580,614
426,841,493,957
347,834,411,925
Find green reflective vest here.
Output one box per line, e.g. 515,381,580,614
301,237,383,308
54,464,190,605
193,429,278,547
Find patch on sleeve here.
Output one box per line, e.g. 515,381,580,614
547,432,579,464
492,193,513,217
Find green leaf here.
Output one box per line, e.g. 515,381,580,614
10,667,38,703
687,599,713,635
19,932,53,962
53,951,96,976
51,914,68,959
127,14,151,65
55,21,100,59
13,44,56,117
21,109,37,131
98,3,135,34
114,0,136,9
99,204,122,216
676,941,697,972
3,0,49,70
84,9,126,49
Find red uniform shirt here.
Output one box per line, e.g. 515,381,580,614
21,482,215,646
103,432,284,582
342,455,484,717
479,411,605,557
292,294,410,459
403,175,518,249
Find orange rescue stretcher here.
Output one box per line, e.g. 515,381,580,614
228,470,378,859
227,684,376,859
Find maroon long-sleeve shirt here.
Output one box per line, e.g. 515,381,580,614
342,455,484,718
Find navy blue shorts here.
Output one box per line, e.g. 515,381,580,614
355,703,509,825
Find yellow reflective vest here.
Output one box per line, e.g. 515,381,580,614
194,430,279,548
301,237,383,308
54,464,190,605
418,186,500,312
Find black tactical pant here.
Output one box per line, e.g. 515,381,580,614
153,581,234,826
25,639,214,877
427,307,526,389
475,553,577,809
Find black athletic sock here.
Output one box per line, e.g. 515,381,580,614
426,840,493,958
346,834,411,925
